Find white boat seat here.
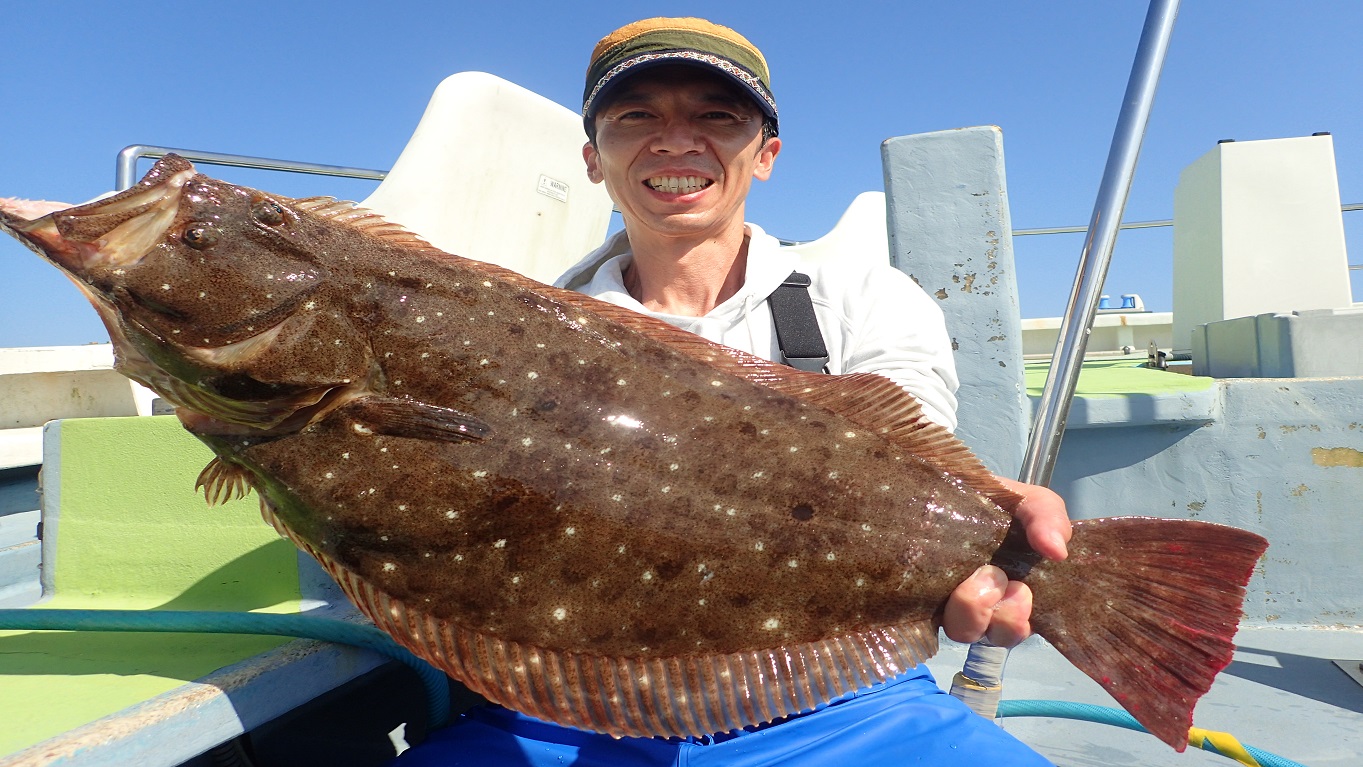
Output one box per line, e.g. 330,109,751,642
361,72,615,284
782,191,890,270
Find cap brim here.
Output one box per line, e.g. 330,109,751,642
583,54,778,129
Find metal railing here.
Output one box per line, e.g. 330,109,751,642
114,145,387,192
114,144,1363,273
1016,203,1362,270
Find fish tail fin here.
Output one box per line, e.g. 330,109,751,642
1017,516,1267,751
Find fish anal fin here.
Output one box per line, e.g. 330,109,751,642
260,501,940,739
1020,516,1269,751
195,457,253,506
336,395,490,444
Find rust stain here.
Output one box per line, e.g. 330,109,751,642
1289,484,1311,497
962,274,976,293
1187,501,1205,512
1256,427,1266,440
935,288,949,300
1312,447,1363,468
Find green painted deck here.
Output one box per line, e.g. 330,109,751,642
0,417,301,756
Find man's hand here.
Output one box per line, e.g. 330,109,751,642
940,477,1071,647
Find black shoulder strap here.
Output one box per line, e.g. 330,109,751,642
768,271,830,373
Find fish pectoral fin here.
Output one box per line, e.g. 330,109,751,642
195,457,254,506
337,396,491,444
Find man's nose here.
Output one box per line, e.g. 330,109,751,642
651,117,704,153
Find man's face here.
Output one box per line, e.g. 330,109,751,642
583,66,780,242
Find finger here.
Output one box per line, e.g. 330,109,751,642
941,565,1007,644
996,477,1071,561
984,581,1034,648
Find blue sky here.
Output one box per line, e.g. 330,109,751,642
2,1,1359,347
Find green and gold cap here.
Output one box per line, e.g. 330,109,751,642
582,17,778,135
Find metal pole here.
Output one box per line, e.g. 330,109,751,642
1019,0,1181,487
952,0,1181,720
115,145,387,191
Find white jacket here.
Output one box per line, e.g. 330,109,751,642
555,224,960,431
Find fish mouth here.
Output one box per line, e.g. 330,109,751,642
1,156,194,277
644,175,713,195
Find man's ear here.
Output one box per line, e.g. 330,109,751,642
583,142,604,184
753,137,781,182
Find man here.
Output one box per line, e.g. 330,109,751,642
395,16,1067,766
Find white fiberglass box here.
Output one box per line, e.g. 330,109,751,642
1172,134,1351,353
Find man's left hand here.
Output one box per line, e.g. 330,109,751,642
939,477,1071,647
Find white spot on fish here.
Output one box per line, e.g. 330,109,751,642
480,359,489,366
342,452,350,459
826,552,837,561
521,437,533,447
324,472,334,479
553,608,567,621
711,380,722,387
383,563,396,572
446,511,457,519
788,560,799,568
161,284,171,291
669,463,680,471
752,471,765,479
381,535,390,541
536,343,545,349
845,431,857,438
511,576,521,584
578,359,586,365
754,542,765,552
727,508,737,516
617,545,627,554
454,554,463,562
611,494,623,502
880,485,891,492
397,504,407,511
862,523,873,532
482,281,492,287
415,316,426,323
617,379,628,386
305,301,316,310
660,486,670,493
113,269,126,275
856,577,866,587
564,527,576,536
353,424,373,434
642,571,653,581
527,371,539,379
698,599,707,606
828,471,839,479
421,352,429,359
789,446,799,452
493,539,507,548
763,618,780,630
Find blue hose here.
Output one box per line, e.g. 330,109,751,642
996,699,1309,767
0,608,450,727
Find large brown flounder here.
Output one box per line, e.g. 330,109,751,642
1,156,1268,750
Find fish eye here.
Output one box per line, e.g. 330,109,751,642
252,199,285,226
181,223,219,250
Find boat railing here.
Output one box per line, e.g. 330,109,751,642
114,144,1361,273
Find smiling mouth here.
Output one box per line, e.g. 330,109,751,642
645,176,713,194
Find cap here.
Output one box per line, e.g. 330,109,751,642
582,17,777,136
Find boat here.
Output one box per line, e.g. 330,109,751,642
1,14,1360,767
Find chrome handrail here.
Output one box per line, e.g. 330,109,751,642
1020,0,1181,488
115,145,387,192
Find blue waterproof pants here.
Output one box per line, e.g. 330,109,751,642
390,666,1053,766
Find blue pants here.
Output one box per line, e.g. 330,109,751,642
391,666,1052,766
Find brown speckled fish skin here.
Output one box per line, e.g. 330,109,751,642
2,156,1269,750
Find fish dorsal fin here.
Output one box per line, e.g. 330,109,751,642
292,197,446,251
512,290,1023,509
